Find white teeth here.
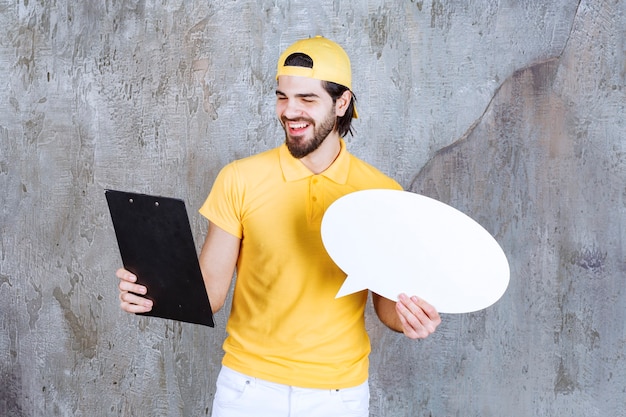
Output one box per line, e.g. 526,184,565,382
290,122,308,129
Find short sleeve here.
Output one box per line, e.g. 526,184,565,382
198,162,244,238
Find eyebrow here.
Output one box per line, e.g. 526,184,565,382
275,90,320,99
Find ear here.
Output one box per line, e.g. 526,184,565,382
334,90,352,117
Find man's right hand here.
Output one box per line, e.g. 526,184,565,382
117,268,153,313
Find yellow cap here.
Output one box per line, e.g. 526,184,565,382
277,36,357,118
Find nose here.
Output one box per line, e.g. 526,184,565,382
277,98,304,120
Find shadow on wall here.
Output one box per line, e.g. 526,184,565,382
409,51,624,406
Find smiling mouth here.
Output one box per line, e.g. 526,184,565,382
283,118,313,136
288,122,309,135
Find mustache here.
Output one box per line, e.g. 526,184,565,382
281,116,315,125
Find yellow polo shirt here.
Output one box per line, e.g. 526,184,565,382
199,139,401,389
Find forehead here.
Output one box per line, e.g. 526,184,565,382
276,75,329,97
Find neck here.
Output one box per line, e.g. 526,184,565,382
299,133,342,174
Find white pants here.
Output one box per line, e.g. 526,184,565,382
211,366,370,417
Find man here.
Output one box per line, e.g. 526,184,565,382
117,36,441,417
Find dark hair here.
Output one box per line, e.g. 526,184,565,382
283,53,356,137
284,52,314,68
321,81,356,137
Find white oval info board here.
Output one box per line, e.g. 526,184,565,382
321,189,510,314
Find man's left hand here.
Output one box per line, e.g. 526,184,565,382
395,293,441,339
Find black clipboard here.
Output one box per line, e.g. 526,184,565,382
105,189,214,327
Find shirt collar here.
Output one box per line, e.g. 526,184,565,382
279,138,350,184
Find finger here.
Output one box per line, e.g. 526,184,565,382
119,291,152,305
118,280,147,295
116,268,137,283
120,300,153,314
396,301,430,339
119,292,153,312
410,296,441,324
398,293,441,327
397,294,441,338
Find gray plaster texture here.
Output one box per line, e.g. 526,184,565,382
1,0,624,416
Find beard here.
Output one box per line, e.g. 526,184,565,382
282,109,336,159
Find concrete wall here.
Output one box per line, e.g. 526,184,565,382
1,0,624,416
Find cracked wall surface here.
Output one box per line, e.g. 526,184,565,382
1,0,624,416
